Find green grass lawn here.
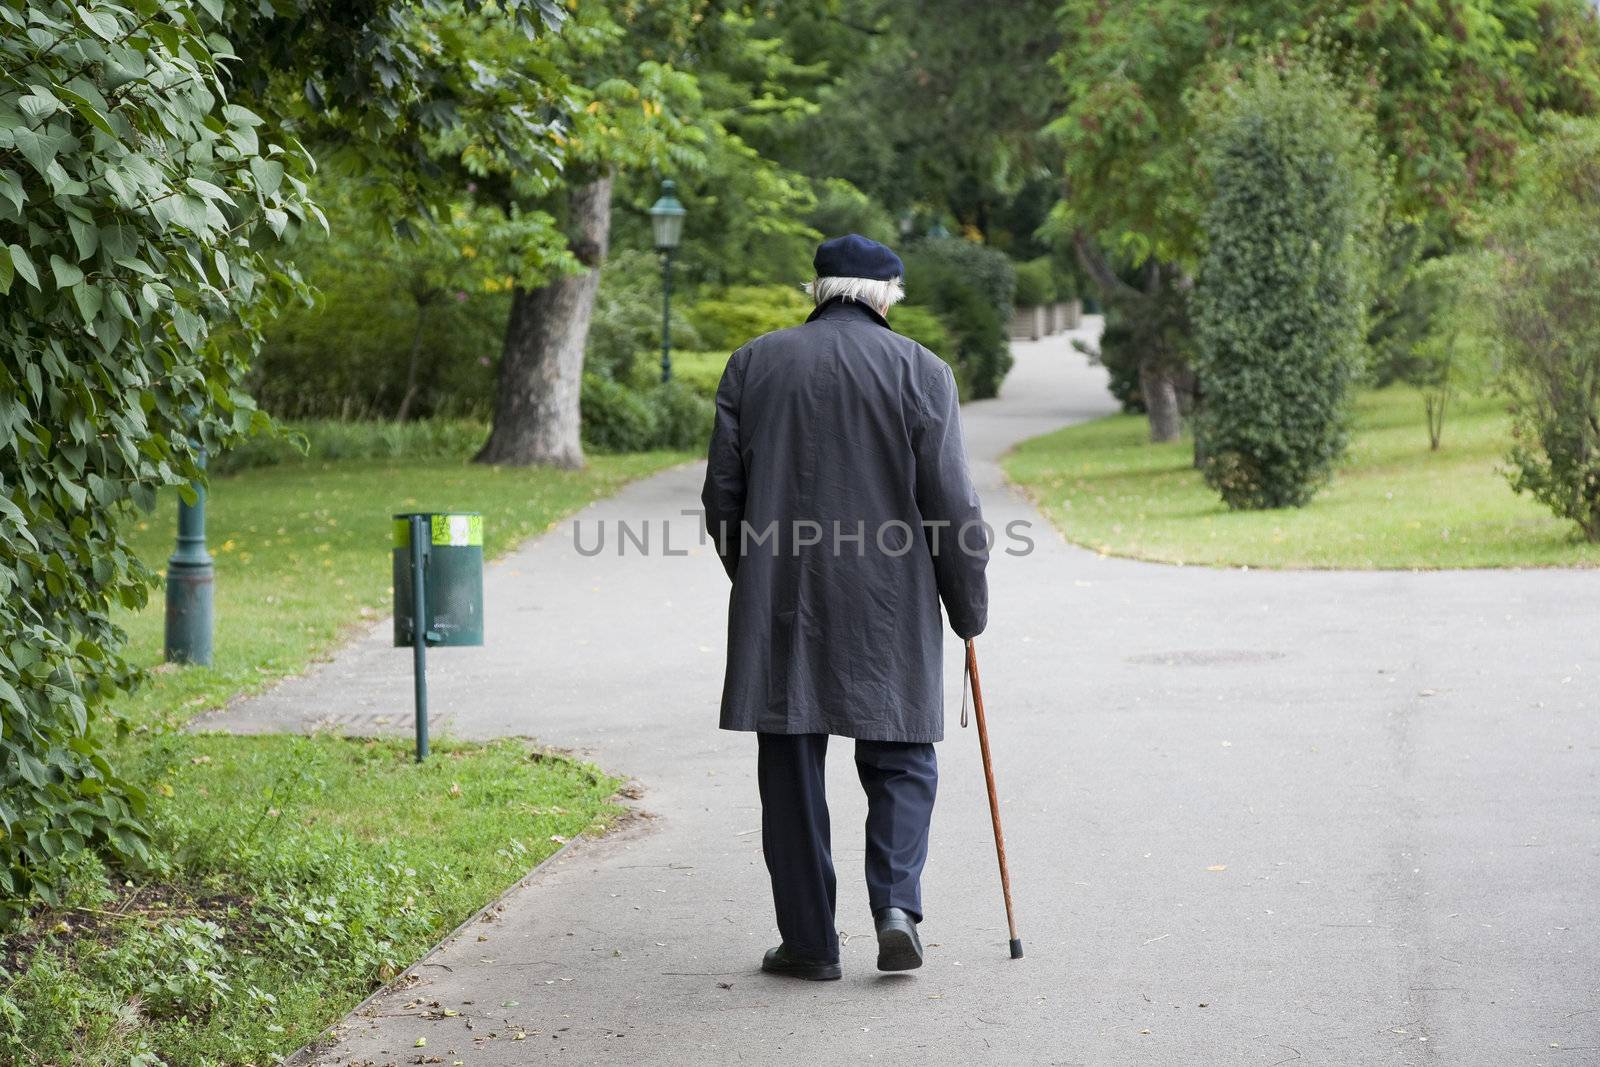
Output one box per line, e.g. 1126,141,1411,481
1003,386,1600,569
3,450,687,1065
5,735,621,1065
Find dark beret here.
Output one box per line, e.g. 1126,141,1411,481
813,234,904,281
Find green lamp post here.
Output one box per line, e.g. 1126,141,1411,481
164,453,213,666
649,179,687,383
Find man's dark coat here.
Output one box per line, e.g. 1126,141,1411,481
701,298,988,743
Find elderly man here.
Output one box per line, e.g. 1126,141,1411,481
702,234,988,981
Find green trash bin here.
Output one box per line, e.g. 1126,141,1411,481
392,512,485,648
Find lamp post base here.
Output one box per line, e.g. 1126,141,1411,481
164,559,214,667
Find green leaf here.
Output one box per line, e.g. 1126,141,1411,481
50,254,84,288
73,282,104,325
76,7,120,42
55,85,116,137
0,170,25,215
249,157,284,197
186,176,229,202
9,244,38,289
0,253,12,296
67,214,98,260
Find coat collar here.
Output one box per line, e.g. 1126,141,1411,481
806,297,892,330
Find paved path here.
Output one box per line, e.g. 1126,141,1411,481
211,322,1600,1066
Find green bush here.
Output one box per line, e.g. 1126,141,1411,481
587,249,703,382
649,380,716,450
1484,117,1600,540
686,284,811,352
665,350,733,399
0,1,314,922
1012,256,1058,307
254,276,505,421
1191,55,1382,509
581,374,660,453
903,239,1017,399
210,419,490,475
1081,305,1145,413
580,375,712,453
250,187,509,421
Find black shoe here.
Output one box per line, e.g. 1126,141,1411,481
874,907,924,971
761,944,842,981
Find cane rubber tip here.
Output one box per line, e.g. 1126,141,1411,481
1009,938,1024,959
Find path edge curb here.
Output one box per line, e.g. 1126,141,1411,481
279,814,616,1066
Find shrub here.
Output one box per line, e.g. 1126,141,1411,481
581,374,660,453
1191,55,1382,509
250,188,510,422
902,239,1016,399
579,375,710,453
0,1,314,922
665,350,733,399
1012,256,1058,307
210,419,490,475
649,380,715,450
587,249,703,382
686,285,810,352
1080,305,1145,413
253,271,506,422
1484,117,1600,540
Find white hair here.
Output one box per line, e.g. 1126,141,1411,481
804,275,906,312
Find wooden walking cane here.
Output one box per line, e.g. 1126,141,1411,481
962,638,1024,959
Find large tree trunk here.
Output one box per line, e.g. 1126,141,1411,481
1139,358,1182,443
475,174,614,468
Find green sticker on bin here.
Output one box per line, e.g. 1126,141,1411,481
392,514,483,548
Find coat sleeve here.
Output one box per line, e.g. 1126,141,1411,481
914,359,988,638
701,349,746,581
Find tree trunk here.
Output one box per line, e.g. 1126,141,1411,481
1139,359,1182,443
475,174,614,468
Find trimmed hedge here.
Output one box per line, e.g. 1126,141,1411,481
1012,256,1058,307
1192,55,1381,509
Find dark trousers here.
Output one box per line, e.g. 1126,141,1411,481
756,732,938,963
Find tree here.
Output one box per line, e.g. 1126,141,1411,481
0,0,316,920
471,10,707,468
222,0,572,226
1049,0,1600,439
1191,54,1382,509
474,1,822,468
1405,255,1494,450
778,0,1064,245
1483,117,1600,540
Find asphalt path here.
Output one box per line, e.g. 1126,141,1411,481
211,320,1600,1065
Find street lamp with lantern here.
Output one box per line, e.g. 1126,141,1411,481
649,179,686,383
